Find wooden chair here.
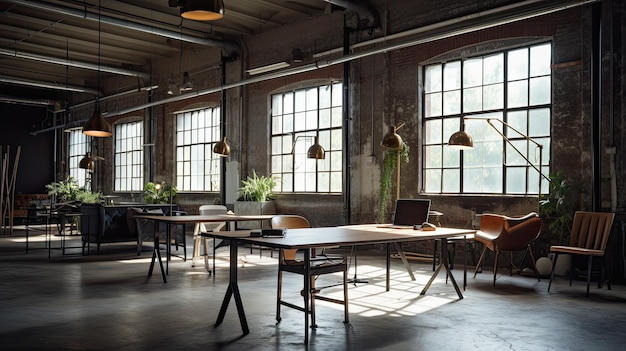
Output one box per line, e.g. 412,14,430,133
271,215,349,328
548,211,615,296
473,212,542,285
192,205,227,272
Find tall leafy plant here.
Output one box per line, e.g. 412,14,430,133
378,144,410,223
143,182,177,204
238,170,276,202
539,171,585,245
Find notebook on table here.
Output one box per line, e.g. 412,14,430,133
379,198,431,229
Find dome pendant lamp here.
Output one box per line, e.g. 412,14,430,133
170,0,225,21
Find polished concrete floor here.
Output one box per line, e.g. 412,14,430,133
1,226,625,350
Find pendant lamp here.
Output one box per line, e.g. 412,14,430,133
213,137,231,156
83,1,112,137
306,136,325,160
172,0,225,21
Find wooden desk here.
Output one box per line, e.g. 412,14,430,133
135,214,275,282
205,224,476,344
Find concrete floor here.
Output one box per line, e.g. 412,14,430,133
1,226,625,351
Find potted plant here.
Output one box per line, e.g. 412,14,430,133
143,181,177,204
45,176,102,204
234,170,277,229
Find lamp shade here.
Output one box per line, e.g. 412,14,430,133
180,0,224,21
381,126,403,150
213,137,230,156
307,137,325,159
83,109,112,137
79,152,95,171
448,130,474,149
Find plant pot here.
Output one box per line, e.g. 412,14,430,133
548,253,572,276
233,200,276,229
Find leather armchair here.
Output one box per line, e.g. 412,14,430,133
474,212,542,285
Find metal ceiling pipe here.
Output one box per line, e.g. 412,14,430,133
0,75,102,95
0,48,149,80
5,0,240,57
32,0,598,133
0,95,57,106
324,0,379,29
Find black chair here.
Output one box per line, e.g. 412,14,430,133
271,215,349,328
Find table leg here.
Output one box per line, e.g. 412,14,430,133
215,240,249,335
386,243,391,291
421,238,463,299
303,249,311,344
394,242,416,281
148,227,167,283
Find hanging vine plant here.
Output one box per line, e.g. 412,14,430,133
378,143,410,223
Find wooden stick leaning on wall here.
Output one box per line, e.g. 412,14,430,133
0,146,21,234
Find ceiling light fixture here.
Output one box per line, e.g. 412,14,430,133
180,72,193,92
246,62,291,75
83,1,112,137
169,0,225,21
213,137,231,157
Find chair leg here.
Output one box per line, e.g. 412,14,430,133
474,247,487,277
526,245,540,282
548,253,558,292
493,250,499,286
586,255,593,297
203,237,210,273
310,275,317,328
276,269,283,323
343,270,349,324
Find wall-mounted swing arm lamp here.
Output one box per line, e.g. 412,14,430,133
448,117,551,194
290,135,326,160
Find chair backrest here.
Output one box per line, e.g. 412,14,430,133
199,205,228,232
568,211,615,251
480,212,542,251
271,215,310,261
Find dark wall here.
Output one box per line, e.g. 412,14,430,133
0,104,54,194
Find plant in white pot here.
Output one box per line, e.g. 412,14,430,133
234,170,277,229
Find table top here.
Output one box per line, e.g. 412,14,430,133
134,214,275,223
205,224,475,250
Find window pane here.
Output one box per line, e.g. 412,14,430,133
508,48,528,81
529,76,550,105
507,80,528,108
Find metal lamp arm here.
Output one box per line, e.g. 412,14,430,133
482,118,551,183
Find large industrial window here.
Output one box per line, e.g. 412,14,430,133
114,121,143,191
270,82,343,193
68,129,91,188
175,107,222,192
423,42,551,195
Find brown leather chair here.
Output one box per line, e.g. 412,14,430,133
271,215,349,328
473,212,542,285
548,211,615,296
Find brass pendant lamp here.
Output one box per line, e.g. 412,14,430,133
213,137,231,157
306,136,325,160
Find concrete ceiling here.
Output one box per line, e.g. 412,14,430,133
0,0,333,103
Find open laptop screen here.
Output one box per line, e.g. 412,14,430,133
392,199,431,227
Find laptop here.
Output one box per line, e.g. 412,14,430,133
380,198,431,229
